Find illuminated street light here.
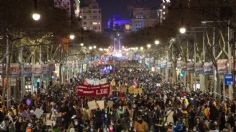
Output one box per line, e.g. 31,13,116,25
93,45,96,49
80,43,84,47
154,40,160,45
140,47,144,51
32,0,40,21
179,27,187,34
147,44,151,49
32,13,41,21
89,46,93,50
69,34,75,40
99,48,103,51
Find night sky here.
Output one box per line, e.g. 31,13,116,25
96,0,161,28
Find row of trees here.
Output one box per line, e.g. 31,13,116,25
0,0,111,64
0,0,111,103
124,0,236,97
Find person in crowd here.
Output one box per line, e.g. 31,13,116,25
133,116,149,132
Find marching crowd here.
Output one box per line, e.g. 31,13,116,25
0,65,235,132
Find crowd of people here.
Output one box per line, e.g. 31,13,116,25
0,64,235,132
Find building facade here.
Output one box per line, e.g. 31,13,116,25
157,0,170,24
80,0,102,32
54,0,80,17
131,7,159,31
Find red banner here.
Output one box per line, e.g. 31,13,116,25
77,83,110,96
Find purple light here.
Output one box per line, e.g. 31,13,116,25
26,98,31,106
113,19,130,26
107,15,131,29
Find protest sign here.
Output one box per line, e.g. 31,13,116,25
34,108,44,119
77,83,110,96
88,100,97,110
96,100,105,109
107,101,113,108
128,87,143,94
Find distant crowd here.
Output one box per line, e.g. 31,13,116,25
0,66,235,132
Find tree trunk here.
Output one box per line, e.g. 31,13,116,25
172,59,177,84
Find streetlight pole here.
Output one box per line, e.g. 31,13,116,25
19,44,25,100
32,0,41,21
227,20,233,100
5,29,11,108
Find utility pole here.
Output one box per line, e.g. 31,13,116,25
31,51,35,93
227,20,233,100
59,45,63,86
5,29,11,108
19,44,25,100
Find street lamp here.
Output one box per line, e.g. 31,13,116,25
155,40,160,45
179,27,187,34
147,44,151,49
32,12,41,21
32,0,40,21
80,43,84,47
99,48,103,51
93,45,96,49
89,46,93,50
69,34,75,40
140,47,144,51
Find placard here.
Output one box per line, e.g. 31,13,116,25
195,62,203,74
34,108,44,119
204,62,213,75
187,62,194,72
23,64,32,77
128,87,143,94
42,64,49,74
96,100,105,109
107,101,113,108
32,64,42,76
10,63,20,77
88,100,98,110
77,83,110,96
217,59,228,74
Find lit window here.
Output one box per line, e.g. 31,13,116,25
92,22,98,25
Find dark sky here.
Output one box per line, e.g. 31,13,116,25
96,0,161,28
